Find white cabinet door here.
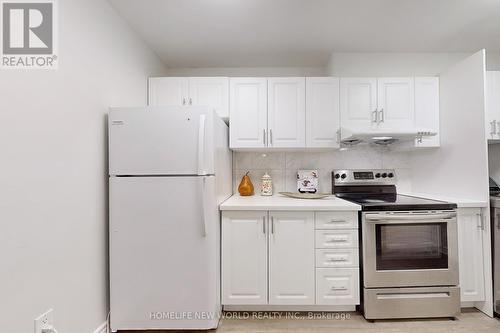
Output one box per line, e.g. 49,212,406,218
268,211,315,305
189,77,229,119
316,268,360,305
377,77,415,130
222,211,268,305
148,77,188,106
486,71,500,139
306,77,340,148
340,78,378,131
268,77,306,148
414,77,440,148
457,208,485,302
229,78,268,149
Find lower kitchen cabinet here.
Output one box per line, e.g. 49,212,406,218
457,208,485,302
269,212,315,305
316,268,360,305
222,211,268,305
222,210,360,308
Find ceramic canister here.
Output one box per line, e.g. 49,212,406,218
261,172,273,196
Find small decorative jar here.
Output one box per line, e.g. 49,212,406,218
261,172,273,196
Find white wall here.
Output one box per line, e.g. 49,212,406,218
327,52,470,77
410,50,489,201
0,1,167,333
165,66,326,77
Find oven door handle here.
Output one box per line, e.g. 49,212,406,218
365,212,456,222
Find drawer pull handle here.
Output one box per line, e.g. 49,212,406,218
331,287,348,291
327,239,347,243
327,258,347,262
328,219,346,223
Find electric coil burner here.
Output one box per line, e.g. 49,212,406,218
332,169,460,321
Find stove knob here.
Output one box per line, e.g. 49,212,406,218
388,173,394,178
382,173,387,178
341,174,347,179
375,173,381,178
334,173,340,179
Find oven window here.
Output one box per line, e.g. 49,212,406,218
376,223,448,270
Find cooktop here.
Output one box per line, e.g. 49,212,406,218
332,169,457,211
336,193,457,211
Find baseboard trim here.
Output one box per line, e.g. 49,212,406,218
92,321,107,333
223,305,356,312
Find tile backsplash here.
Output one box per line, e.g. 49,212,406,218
233,146,412,194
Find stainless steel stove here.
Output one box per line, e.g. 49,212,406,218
332,169,460,321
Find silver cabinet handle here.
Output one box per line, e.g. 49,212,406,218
330,287,347,291
379,108,384,123
336,129,341,144
328,219,346,223
189,97,193,105
491,121,497,136
271,216,274,234
497,121,500,135
327,238,347,243
263,129,267,145
269,129,273,146
372,109,378,123
262,216,266,234
182,98,186,105
327,258,347,262
477,212,485,230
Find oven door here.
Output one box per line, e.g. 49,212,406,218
362,211,458,288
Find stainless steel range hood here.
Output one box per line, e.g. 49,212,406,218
340,128,437,146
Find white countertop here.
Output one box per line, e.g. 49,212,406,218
220,194,361,211
401,192,488,208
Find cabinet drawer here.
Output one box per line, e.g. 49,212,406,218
315,249,359,268
315,211,358,229
316,268,360,305
315,230,358,249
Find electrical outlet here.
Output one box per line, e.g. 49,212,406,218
34,309,53,333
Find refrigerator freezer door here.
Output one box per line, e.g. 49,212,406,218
110,176,220,331
109,107,214,176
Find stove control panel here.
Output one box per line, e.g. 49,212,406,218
333,169,396,186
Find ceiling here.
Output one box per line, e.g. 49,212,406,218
109,0,500,68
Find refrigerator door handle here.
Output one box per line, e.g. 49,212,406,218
197,114,206,176
200,177,208,237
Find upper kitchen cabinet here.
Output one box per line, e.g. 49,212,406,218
340,77,414,132
486,71,500,140
414,77,440,148
148,77,229,119
306,77,341,148
377,77,415,130
230,77,340,150
189,77,229,118
267,77,306,148
229,78,268,149
149,77,188,106
340,78,378,132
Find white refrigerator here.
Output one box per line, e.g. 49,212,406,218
108,107,231,332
